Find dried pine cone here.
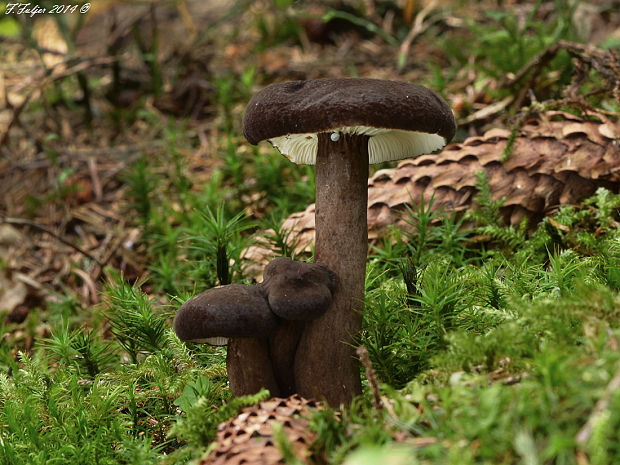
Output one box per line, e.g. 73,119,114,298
201,394,321,465
243,111,620,275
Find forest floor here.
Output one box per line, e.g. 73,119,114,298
0,1,620,464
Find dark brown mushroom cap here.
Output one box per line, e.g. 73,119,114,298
173,284,279,343
260,257,337,321
243,78,455,145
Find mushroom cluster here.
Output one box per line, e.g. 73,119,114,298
175,78,455,406
174,257,336,397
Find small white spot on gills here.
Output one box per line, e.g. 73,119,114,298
517,184,522,189
331,132,340,142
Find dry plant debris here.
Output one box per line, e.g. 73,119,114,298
201,394,321,465
500,40,620,111
243,111,620,272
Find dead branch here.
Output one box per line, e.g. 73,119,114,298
1,217,103,266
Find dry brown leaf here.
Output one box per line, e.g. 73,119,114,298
0,269,27,313
0,224,28,313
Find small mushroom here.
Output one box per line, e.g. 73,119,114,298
173,259,339,397
173,284,279,343
260,257,337,395
260,257,337,321
174,284,281,396
243,78,455,405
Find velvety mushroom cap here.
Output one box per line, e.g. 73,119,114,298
243,78,456,164
260,257,337,321
174,284,279,345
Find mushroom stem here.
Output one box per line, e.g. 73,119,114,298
268,320,305,396
294,132,368,406
227,338,281,397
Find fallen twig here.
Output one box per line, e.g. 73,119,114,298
87,157,103,202
2,217,103,266
500,40,620,106
357,345,383,410
0,92,33,149
397,0,438,71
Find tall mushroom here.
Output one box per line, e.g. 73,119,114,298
243,78,455,405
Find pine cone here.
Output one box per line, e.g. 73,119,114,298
201,394,321,465
367,110,620,230
243,111,620,274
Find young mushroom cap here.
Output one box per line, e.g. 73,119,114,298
173,284,279,345
242,78,456,165
260,257,337,321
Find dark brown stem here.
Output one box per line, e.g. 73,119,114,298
227,338,280,397
294,132,368,406
269,320,305,396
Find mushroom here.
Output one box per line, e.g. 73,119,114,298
259,257,337,394
174,284,279,343
243,78,455,405
173,258,338,397
260,257,337,320
174,283,281,396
